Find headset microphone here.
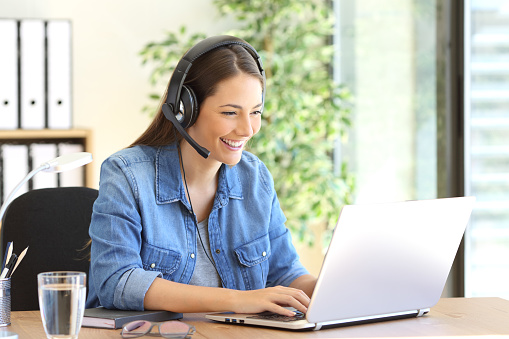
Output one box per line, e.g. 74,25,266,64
162,103,210,158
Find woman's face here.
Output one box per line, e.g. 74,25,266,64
187,73,263,166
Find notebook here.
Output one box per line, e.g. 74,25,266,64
82,307,183,329
206,196,476,330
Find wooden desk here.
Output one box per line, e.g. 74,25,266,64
4,297,509,338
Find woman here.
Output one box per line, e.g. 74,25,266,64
86,36,317,317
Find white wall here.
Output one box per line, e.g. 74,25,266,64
0,0,234,187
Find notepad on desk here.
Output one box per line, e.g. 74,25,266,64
82,307,183,329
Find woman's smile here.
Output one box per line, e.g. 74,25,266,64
220,137,245,149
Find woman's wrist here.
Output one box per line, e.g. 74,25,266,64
217,288,241,312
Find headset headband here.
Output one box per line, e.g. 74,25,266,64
165,35,265,114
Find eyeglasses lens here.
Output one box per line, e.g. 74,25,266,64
122,320,194,338
122,320,153,337
160,321,194,338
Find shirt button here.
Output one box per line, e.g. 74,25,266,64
190,253,195,259
262,251,267,257
215,249,221,254
150,263,156,268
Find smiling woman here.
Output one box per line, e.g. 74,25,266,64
86,35,317,317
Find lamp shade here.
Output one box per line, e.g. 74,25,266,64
42,152,93,173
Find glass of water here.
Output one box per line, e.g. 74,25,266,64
37,272,86,339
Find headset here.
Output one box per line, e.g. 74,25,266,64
162,35,266,159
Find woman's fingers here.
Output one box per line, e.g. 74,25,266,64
271,293,307,314
266,303,300,317
268,286,309,313
234,286,311,316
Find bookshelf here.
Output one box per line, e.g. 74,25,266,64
0,129,93,188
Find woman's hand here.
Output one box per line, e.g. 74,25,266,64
230,286,310,317
144,279,310,316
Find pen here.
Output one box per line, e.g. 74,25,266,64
5,243,13,272
1,242,12,270
9,246,28,278
0,253,17,279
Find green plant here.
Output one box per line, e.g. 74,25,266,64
139,0,355,245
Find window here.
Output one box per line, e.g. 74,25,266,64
334,0,437,204
464,0,509,298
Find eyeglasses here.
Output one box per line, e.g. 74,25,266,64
121,320,196,338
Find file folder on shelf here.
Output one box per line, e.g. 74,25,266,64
0,19,19,130
58,143,85,187
1,144,29,204
20,19,46,130
30,143,58,189
47,20,72,129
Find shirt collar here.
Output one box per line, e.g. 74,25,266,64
155,144,243,206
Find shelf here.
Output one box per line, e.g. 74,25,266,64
0,129,90,140
0,128,93,188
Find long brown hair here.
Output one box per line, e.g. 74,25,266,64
130,44,264,148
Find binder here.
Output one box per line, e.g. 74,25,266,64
47,20,72,129
0,19,19,130
1,144,29,203
30,143,58,189
58,143,85,187
20,19,46,130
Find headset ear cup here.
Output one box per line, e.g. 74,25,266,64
179,85,199,129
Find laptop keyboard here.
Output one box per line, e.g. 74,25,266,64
247,310,306,322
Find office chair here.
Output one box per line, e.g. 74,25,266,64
0,187,98,311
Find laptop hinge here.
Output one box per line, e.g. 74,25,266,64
313,323,324,331
417,308,430,317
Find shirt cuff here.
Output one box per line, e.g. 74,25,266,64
113,268,162,311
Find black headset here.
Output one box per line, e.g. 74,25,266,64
162,35,266,159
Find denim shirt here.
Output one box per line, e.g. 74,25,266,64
86,144,308,310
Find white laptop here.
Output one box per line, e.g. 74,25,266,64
206,196,476,331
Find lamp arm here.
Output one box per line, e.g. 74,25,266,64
0,163,49,222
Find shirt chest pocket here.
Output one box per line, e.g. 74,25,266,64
141,242,182,279
234,234,271,290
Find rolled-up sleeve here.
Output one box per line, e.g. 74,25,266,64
89,156,160,310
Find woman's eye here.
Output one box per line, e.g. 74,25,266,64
222,111,237,116
251,110,262,115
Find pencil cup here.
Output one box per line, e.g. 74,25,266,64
0,278,11,327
